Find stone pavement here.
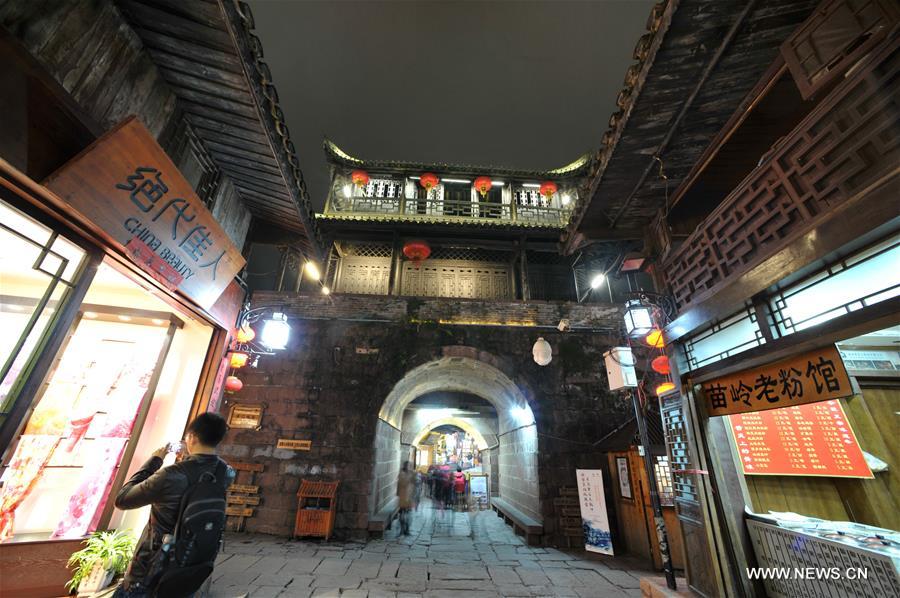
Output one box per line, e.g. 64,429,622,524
208,504,654,597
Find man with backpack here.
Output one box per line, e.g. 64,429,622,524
113,412,233,597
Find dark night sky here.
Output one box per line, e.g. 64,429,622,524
248,0,656,211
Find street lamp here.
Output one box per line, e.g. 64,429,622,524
590,273,606,289
261,312,291,350
623,299,654,336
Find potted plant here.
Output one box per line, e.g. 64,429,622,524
66,530,136,595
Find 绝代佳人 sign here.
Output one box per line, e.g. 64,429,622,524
701,345,851,417
43,117,245,310
728,399,872,478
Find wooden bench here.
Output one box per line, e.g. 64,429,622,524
367,496,399,538
491,498,543,545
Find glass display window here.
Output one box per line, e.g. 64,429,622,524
0,260,214,543
0,199,88,417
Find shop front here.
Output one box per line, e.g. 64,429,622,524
0,118,245,596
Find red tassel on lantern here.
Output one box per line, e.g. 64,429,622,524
224,375,243,393
473,176,492,198
420,172,439,191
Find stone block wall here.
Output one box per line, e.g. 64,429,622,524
219,292,632,544
370,420,401,516
498,425,541,521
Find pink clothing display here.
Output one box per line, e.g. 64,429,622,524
52,437,128,539
0,435,60,541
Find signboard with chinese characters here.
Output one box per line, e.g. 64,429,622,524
228,404,263,429
702,345,851,417
576,469,614,555
44,117,245,310
276,439,312,451
729,400,872,478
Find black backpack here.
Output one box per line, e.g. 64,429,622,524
147,459,230,598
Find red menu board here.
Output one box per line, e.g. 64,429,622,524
728,400,873,478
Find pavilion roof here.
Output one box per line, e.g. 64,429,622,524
323,138,593,182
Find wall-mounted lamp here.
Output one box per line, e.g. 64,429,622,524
623,299,654,336
261,312,291,350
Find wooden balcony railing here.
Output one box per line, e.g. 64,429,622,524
325,194,572,227
663,34,900,310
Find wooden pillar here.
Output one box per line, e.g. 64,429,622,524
519,236,529,300
389,233,402,296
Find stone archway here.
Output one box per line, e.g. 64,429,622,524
370,355,540,526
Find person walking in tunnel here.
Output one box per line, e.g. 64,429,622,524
453,466,467,512
396,461,415,536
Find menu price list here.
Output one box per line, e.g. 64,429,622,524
729,400,873,478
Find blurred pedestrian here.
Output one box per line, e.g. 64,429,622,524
453,466,467,511
396,461,415,536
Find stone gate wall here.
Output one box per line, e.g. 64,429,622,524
219,292,631,543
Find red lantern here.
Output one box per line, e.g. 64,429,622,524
473,176,492,198
235,326,255,344
420,172,439,191
539,181,558,199
351,169,370,188
224,375,243,393
651,355,670,375
402,240,431,268
645,329,665,348
230,352,250,369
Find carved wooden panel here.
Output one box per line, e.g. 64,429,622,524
336,257,390,295
781,0,899,99
664,37,900,309
401,261,511,299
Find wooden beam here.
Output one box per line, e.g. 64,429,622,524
608,0,760,228
120,1,235,53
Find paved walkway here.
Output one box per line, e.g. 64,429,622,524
208,504,652,597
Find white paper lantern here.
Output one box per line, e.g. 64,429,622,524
532,337,552,366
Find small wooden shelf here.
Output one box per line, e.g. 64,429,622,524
293,480,339,541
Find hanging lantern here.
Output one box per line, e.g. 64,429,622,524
235,325,255,344
623,299,654,336
473,176,492,198
350,169,370,188
230,351,250,369
402,240,431,268
224,375,243,393
539,181,558,200
645,329,665,348
420,172,439,192
655,381,676,395
651,355,670,375
532,337,552,366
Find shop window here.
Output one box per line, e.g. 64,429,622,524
0,262,214,542
654,456,674,507
0,200,87,416
683,306,766,370
770,235,900,336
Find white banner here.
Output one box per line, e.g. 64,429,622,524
576,469,613,555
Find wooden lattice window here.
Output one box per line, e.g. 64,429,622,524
781,0,899,99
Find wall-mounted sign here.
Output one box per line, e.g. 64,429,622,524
616,457,632,500
277,439,312,451
228,404,263,429
229,484,259,495
702,345,852,417
225,506,254,517
44,117,245,310
729,399,872,478
576,469,613,555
